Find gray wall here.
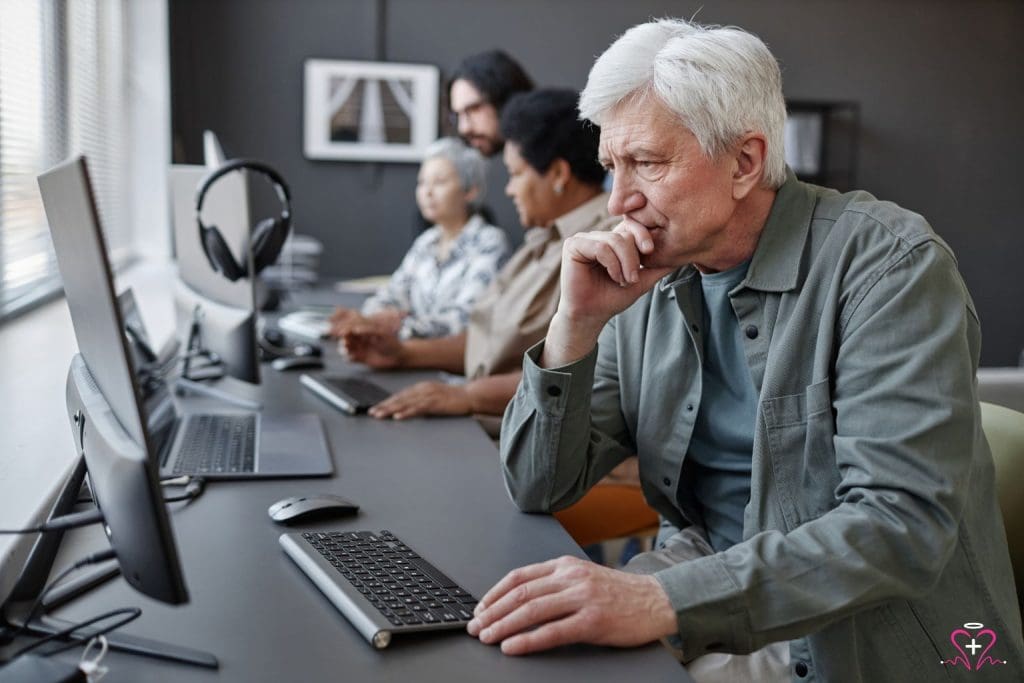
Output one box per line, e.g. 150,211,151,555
170,0,1024,366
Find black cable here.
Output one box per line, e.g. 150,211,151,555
10,606,141,658
75,476,208,506
161,477,206,504
5,549,117,646
0,526,43,535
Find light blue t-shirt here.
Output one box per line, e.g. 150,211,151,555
684,260,757,553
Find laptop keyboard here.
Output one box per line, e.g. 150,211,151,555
281,530,477,648
172,414,256,475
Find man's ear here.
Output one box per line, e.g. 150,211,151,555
732,133,767,200
464,185,480,206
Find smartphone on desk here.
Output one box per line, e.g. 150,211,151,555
300,373,392,414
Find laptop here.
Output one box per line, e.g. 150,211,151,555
38,156,334,480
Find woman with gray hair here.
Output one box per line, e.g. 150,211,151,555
330,137,509,339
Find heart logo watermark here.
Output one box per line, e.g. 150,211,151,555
942,622,1008,671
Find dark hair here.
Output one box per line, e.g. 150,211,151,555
449,50,533,112
500,89,605,187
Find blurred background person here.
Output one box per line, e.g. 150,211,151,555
342,89,610,424
449,50,533,158
330,137,509,340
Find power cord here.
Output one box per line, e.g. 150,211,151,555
9,607,140,659
159,476,206,504
4,549,118,648
71,476,208,509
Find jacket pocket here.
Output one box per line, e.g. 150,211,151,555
761,378,839,526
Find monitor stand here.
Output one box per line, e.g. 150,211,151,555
0,456,219,670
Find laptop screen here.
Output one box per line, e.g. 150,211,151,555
117,288,178,460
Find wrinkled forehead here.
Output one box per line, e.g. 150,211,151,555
597,95,692,159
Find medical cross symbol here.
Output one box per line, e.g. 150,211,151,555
941,621,1008,671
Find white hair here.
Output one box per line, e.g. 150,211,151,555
422,137,487,210
579,18,787,188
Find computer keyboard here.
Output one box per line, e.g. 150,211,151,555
171,414,256,474
300,374,392,414
280,530,478,649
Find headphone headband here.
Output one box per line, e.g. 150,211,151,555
195,158,291,213
194,158,293,282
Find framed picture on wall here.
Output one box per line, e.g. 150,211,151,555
303,59,440,163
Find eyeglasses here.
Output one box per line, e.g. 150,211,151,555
447,99,490,129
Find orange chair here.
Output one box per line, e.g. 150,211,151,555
553,458,659,548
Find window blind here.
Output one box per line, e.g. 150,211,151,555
0,0,128,320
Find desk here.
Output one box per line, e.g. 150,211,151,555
1,261,687,681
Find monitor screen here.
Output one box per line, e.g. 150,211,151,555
37,156,189,605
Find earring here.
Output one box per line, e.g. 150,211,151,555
553,182,564,196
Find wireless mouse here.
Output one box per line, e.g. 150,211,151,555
268,494,360,524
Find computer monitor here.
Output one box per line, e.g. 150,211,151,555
36,156,188,605
168,162,261,384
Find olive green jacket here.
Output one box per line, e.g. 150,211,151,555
500,171,1024,681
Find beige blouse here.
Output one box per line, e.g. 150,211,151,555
463,193,615,380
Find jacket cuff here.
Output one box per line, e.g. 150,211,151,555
653,554,752,657
521,339,599,419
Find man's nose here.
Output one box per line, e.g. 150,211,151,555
607,178,644,216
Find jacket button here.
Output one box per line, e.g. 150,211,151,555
794,661,809,677
546,385,561,397
662,477,671,487
686,404,694,412
745,325,759,339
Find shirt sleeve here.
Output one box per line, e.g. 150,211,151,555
399,226,510,338
499,315,634,512
652,239,983,657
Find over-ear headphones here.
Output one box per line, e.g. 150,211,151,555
195,159,292,282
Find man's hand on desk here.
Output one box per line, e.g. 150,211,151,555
368,381,470,420
467,556,677,655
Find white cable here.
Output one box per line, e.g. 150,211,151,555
79,634,110,681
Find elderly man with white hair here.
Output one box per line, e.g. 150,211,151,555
467,18,1024,682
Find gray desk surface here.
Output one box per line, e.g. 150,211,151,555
1,262,687,681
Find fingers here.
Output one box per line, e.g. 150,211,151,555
471,575,579,642
473,558,565,615
566,230,643,287
368,385,421,420
499,614,590,656
615,217,656,255
367,382,467,419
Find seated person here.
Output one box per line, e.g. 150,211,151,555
467,17,1024,683
330,137,509,339
342,89,614,421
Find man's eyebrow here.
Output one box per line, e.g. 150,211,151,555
623,143,664,159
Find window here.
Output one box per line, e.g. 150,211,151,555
0,0,129,320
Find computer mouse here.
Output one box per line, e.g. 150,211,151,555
271,355,325,371
268,494,360,524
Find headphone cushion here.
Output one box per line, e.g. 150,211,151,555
201,223,246,281
251,216,290,273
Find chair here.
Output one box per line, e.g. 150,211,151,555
981,401,1024,605
553,458,660,557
